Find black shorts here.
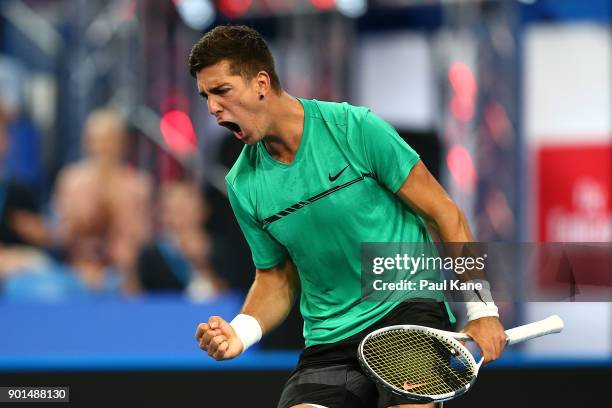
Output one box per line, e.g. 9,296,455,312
277,299,453,408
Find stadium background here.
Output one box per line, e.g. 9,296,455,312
0,0,610,405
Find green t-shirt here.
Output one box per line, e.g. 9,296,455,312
226,98,449,347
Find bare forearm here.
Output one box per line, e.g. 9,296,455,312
395,162,480,277
241,258,299,335
425,205,473,243
423,204,493,282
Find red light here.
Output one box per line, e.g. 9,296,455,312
219,0,251,18
310,0,336,10
446,145,477,192
160,110,198,156
450,95,474,122
448,62,476,96
448,62,477,122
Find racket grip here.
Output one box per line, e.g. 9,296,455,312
504,315,564,346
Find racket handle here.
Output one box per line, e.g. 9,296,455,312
504,315,564,346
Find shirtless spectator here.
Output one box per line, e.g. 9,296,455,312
137,181,226,301
53,109,152,293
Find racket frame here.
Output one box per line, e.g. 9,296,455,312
358,325,482,403
358,314,564,402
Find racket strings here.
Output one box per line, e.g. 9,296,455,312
361,329,475,397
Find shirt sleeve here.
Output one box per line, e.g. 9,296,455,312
226,181,287,269
359,110,421,193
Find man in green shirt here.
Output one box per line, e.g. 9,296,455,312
191,25,506,408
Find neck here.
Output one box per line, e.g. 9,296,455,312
262,91,305,164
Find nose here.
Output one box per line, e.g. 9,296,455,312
207,96,222,116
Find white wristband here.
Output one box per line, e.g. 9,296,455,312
230,314,262,353
463,280,499,321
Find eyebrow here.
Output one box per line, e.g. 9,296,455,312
199,83,230,98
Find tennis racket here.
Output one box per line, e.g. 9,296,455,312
358,315,564,403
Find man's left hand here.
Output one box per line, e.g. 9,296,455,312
460,316,506,363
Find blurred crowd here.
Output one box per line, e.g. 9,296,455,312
0,102,228,302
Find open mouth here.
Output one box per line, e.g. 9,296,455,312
219,121,245,139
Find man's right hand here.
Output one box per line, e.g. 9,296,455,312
195,316,244,360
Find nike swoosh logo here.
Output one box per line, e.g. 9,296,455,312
329,164,350,182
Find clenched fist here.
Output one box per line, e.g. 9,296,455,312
195,316,244,360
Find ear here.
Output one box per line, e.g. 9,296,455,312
255,71,271,98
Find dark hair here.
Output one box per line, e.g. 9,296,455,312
188,25,281,92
